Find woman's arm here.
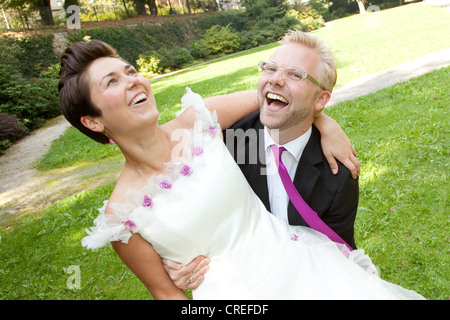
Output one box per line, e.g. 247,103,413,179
204,90,359,177
111,234,188,300
204,90,259,129
314,113,360,178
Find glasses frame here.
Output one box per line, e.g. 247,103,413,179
258,61,322,89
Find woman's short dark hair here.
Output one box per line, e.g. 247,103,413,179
58,39,120,144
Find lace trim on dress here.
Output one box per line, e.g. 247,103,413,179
81,88,220,250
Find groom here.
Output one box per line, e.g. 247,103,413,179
164,30,359,289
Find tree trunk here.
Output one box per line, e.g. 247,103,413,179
147,0,158,16
357,0,366,14
37,0,54,26
122,0,131,17
186,0,191,14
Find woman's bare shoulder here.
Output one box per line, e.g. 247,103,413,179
161,106,196,132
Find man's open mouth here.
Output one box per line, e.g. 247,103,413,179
266,92,289,110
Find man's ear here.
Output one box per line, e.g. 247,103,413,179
80,116,104,133
314,90,331,113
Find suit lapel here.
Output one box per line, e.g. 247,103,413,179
287,126,322,225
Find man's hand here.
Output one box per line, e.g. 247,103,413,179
162,255,210,291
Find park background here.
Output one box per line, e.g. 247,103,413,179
0,0,448,299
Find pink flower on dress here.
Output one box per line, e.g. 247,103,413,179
193,146,203,156
123,219,136,231
208,126,218,137
342,250,350,258
180,165,192,176
159,180,172,189
290,233,299,241
143,195,153,208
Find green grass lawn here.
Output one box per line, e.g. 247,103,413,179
1,3,448,300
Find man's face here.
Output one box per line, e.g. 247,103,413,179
257,42,325,141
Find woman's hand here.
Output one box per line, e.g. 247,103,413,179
162,255,210,291
314,113,360,179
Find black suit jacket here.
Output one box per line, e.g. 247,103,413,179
224,111,358,249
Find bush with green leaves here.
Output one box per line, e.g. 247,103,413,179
190,25,240,58
0,113,26,154
287,5,325,32
137,47,194,76
0,62,60,132
194,10,249,33
67,22,186,68
203,25,240,55
136,52,162,78
238,15,298,50
0,34,60,145
189,40,211,59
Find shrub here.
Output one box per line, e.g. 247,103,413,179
0,34,58,79
67,22,187,68
189,39,211,59
0,63,60,132
137,52,162,77
288,6,325,32
195,11,249,33
15,34,59,78
0,113,26,154
137,47,194,76
194,25,240,57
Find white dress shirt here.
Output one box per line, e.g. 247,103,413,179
264,127,312,223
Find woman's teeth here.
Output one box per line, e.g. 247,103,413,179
130,93,147,106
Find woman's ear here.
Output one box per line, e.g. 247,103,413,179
80,116,104,133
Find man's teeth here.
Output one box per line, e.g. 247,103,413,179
131,93,147,105
267,93,288,104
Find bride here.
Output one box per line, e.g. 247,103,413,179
58,39,424,300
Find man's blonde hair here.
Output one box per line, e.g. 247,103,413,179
280,30,337,92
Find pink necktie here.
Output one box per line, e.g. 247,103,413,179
270,145,353,251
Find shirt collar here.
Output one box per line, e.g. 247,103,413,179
264,126,312,162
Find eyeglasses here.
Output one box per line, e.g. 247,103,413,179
258,61,322,89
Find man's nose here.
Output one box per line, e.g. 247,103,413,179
269,69,286,86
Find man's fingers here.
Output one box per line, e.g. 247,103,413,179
185,263,210,290
162,256,210,290
162,258,183,270
186,274,204,290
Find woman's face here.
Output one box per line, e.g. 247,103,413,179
86,57,159,138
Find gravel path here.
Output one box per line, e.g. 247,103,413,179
1,48,449,226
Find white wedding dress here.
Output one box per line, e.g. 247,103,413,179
82,88,424,300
